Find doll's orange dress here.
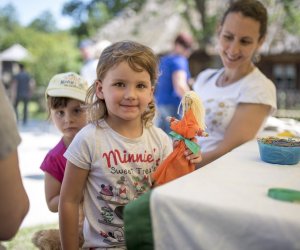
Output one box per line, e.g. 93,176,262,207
152,109,204,186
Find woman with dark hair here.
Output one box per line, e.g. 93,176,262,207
193,0,277,167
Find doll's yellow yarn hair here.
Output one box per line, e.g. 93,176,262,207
178,91,206,129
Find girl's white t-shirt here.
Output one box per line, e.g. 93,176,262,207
64,120,172,248
193,67,277,152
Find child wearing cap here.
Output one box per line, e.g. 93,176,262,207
32,72,88,249
41,71,88,212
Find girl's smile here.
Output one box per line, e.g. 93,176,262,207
120,103,139,111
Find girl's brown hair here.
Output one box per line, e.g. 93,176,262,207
46,96,73,119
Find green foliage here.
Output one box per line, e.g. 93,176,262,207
0,27,81,90
281,0,300,35
181,0,300,49
0,4,19,26
0,2,83,112
66,1,114,39
178,0,219,49
28,11,58,33
62,0,147,39
85,2,112,36
0,2,82,88
0,4,20,36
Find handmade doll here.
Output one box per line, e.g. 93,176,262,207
152,91,207,186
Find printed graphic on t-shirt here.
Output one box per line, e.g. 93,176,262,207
99,226,125,246
205,98,229,133
95,146,163,247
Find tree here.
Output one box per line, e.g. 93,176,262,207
179,0,300,50
0,4,20,36
28,11,58,33
179,0,220,49
0,26,81,112
62,0,147,39
272,0,300,35
61,0,220,49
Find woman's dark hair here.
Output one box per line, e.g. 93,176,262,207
221,0,268,40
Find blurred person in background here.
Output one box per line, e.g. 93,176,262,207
12,63,35,125
80,39,111,86
155,33,193,133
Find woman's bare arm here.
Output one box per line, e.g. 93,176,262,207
197,103,271,168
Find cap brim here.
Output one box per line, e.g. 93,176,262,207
46,88,86,102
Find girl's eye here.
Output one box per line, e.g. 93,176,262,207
137,83,147,89
55,110,64,117
114,82,125,87
74,107,85,114
240,39,252,45
223,35,232,41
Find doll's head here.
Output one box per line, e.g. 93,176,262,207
178,91,206,129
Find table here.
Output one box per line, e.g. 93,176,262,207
150,140,300,250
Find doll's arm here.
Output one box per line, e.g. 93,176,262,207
166,116,177,124
197,129,208,137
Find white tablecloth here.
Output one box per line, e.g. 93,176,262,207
151,140,300,250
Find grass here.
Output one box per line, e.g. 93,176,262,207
2,223,58,250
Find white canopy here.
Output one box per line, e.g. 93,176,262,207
0,44,31,61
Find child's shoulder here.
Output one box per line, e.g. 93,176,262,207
146,125,171,139
47,138,66,155
41,138,66,166
77,120,109,137
72,123,97,141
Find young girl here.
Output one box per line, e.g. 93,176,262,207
59,41,202,249
41,72,88,212
33,72,88,249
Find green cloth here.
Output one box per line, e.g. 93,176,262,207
124,191,154,250
169,131,200,154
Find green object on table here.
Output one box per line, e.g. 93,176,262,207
268,188,300,203
124,191,154,250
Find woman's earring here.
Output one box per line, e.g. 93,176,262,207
253,52,261,63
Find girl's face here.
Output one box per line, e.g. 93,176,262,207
218,12,264,70
96,61,154,126
51,99,87,143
